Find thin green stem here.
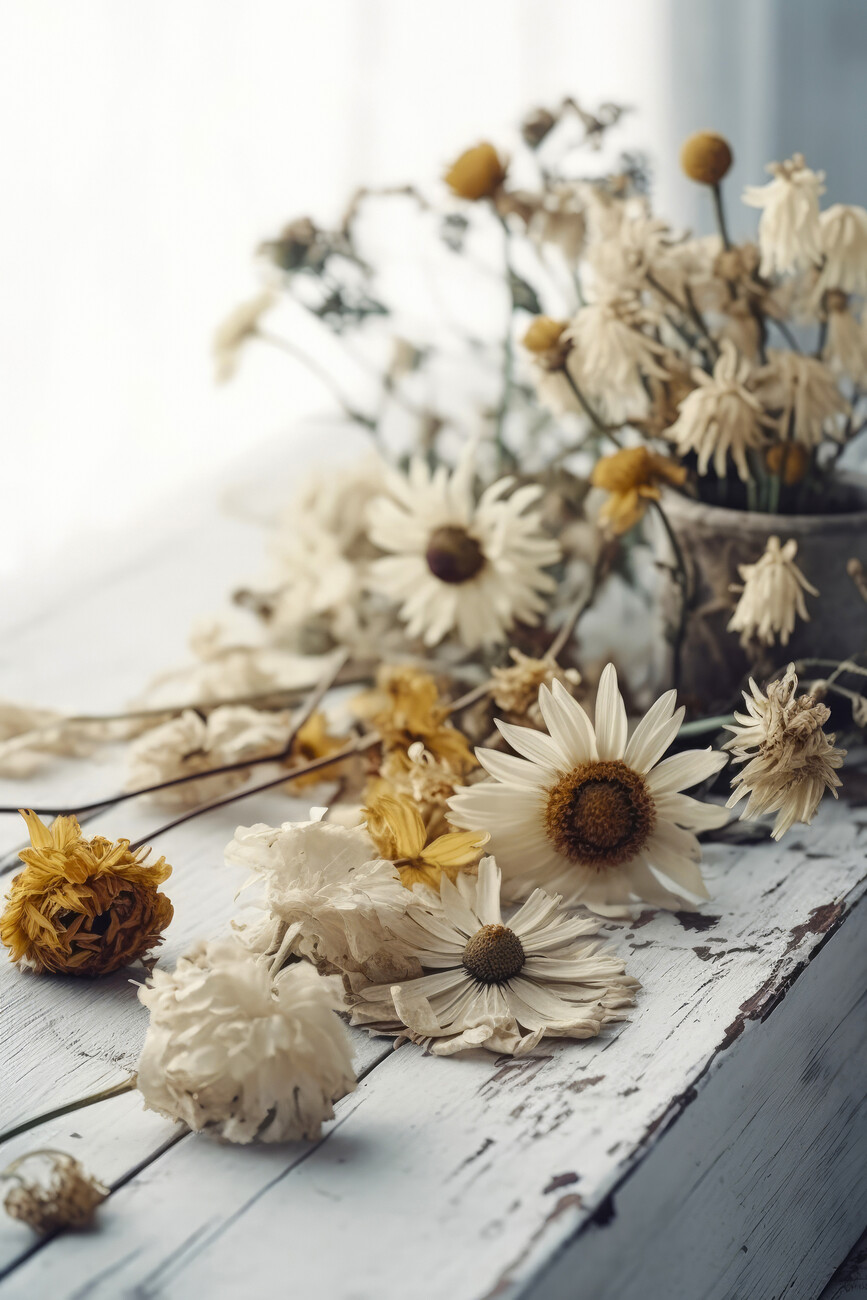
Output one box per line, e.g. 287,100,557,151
255,328,377,433
710,183,731,250
0,1079,137,1147
560,368,622,448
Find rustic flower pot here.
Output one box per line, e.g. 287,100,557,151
656,476,867,715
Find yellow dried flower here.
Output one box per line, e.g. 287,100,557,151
1,811,173,976
591,446,687,535
285,711,351,789
364,789,488,891
2,1150,108,1234
680,131,734,186
444,142,506,201
522,316,569,356
765,442,810,485
491,649,581,717
353,665,476,775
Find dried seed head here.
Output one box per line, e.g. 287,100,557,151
544,760,656,869
462,924,525,984
425,526,486,584
680,132,734,186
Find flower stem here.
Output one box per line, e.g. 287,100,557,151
651,500,689,691
560,369,622,448
255,328,377,433
494,215,517,469
0,1078,137,1147
710,182,731,250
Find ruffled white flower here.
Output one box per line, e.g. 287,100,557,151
725,666,845,839
366,450,560,650
226,817,420,983
136,936,356,1144
665,341,771,481
823,297,867,385
566,293,669,423
816,204,867,296
449,664,728,915
350,857,638,1056
126,706,292,805
756,349,848,449
727,536,817,648
212,290,274,382
0,703,106,778
742,154,825,277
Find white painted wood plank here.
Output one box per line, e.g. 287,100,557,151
4,799,865,1300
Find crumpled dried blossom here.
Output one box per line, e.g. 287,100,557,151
226,816,420,983
822,294,867,385
363,788,488,891
1,812,172,976
665,341,772,481
136,936,356,1143
0,702,109,779
815,204,867,297
742,154,825,277
727,536,817,648
352,664,476,777
591,446,687,535
566,292,670,423
757,350,848,449
2,1151,108,1234
285,711,352,789
490,649,580,720
350,857,639,1057
725,666,845,839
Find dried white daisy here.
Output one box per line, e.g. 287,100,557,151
1,1150,109,1235
566,293,670,423
449,664,727,915
350,856,638,1056
727,536,817,648
212,290,274,382
136,936,356,1143
666,340,771,481
366,450,560,650
816,204,867,296
756,350,848,449
126,706,292,804
226,817,420,983
725,666,845,839
742,154,825,277
823,293,867,385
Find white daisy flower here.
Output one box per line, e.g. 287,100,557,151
816,204,867,296
742,154,825,277
725,667,845,839
565,293,670,424
212,290,274,382
137,936,356,1144
727,536,817,648
448,665,728,915
665,340,771,481
756,350,848,449
349,856,639,1056
366,450,560,650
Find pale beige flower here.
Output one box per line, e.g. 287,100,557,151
350,857,638,1056
0,703,104,779
378,741,466,819
666,340,771,481
137,936,356,1143
449,664,728,915
366,450,560,650
529,183,586,264
225,817,419,983
816,204,867,296
490,649,580,718
822,294,867,385
742,154,825,277
725,666,845,839
566,293,669,423
727,536,817,648
2,1151,108,1235
756,350,848,449
212,290,274,382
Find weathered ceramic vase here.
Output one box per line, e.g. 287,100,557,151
657,477,867,715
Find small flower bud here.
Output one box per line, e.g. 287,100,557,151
680,132,734,186
444,143,507,201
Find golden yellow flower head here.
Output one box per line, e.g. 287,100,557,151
0,811,173,976
363,789,488,891
591,446,687,535
522,316,569,356
765,442,810,486
353,664,476,775
680,131,734,186
285,711,351,789
444,142,507,201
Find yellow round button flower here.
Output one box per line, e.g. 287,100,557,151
444,142,506,201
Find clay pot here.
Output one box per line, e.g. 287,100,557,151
656,476,867,714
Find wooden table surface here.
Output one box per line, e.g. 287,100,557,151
1,446,866,1300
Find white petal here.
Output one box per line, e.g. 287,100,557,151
594,663,628,761
647,747,727,795
541,680,598,765
624,691,681,772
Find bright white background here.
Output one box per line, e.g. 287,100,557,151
1,0,861,577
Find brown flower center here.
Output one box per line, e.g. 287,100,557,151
544,759,655,870
425,526,485,584
462,923,525,984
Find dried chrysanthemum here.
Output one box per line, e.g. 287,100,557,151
490,649,580,719
444,142,506,201
378,740,465,815
727,536,817,648
815,204,867,297
742,154,825,277
0,812,172,976
352,664,476,775
363,789,488,891
2,1151,108,1235
137,936,356,1143
226,816,419,983
285,712,352,789
822,292,867,385
666,340,772,481
757,350,848,449
212,290,274,382
449,665,728,915
680,131,733,186
591,446,687,536
0,703,105,779
350,857,639,1057
566,292,670,423
725,666,845,839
